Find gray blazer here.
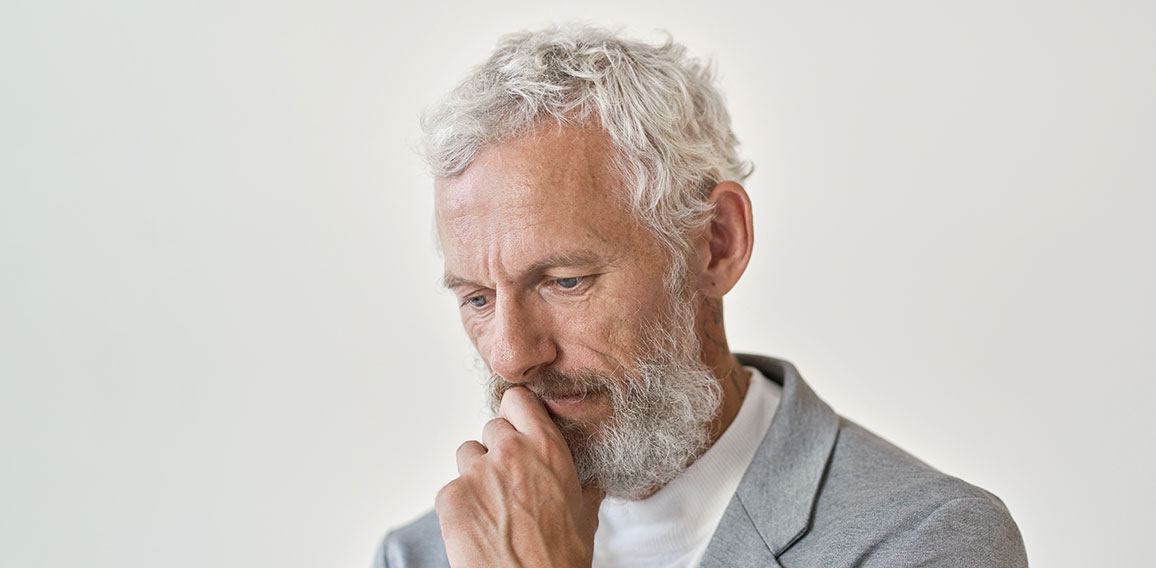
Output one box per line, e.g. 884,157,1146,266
375,355,1028,567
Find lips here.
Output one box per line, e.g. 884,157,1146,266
541,391,586,403
536,389,603,418
487,369,614,421
535,390,589,402
528,383,593,402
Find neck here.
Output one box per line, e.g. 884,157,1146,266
697,297,751,446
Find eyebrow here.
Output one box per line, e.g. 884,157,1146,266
440,250,607,290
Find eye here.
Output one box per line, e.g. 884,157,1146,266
555,276,582,289
462,294,488,308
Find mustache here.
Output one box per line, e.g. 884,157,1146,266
487,367,617,403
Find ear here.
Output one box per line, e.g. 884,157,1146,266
692,181,754,298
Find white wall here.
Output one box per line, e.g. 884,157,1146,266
2,1,1152,566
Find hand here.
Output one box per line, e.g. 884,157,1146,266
435,387,605,567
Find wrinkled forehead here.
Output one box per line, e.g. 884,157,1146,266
430,124,676,288
433,125,635,236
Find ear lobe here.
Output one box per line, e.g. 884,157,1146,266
698,181,754,298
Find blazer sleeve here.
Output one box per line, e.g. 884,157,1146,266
883,496,1028,567
372,536,390,568
371,510,449,568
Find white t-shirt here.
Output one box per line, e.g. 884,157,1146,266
592,366,782,567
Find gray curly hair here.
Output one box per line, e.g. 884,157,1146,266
423,25,752,293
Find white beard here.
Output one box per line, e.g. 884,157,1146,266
485,291,723,500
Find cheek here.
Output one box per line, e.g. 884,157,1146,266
560,295,654,361
600,308,648,355
606,285,675,351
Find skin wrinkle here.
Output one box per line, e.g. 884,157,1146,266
427,30,766,566
701,297,727,351
727,367,746,400
438,123,750,500
484,275,722,498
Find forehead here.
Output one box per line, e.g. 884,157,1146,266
436,125,621,219
435,125,656,279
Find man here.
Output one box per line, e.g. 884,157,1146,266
377,26,1027,567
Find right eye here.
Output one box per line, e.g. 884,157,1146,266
462,294,488,308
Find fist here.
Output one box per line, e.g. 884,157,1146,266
435,387,605,567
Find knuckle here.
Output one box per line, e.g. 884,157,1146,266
483,417,508,435
435,480,463,511
491,444,518,467
482,419,516,447
490,436,530,466
455,440,479,456
455,441,485,475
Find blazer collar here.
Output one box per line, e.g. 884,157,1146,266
700,354,840,565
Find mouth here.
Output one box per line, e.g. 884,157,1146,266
536,390,606,419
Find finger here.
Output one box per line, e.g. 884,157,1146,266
480,416,517,449
498,386,566,444
455,440,486,474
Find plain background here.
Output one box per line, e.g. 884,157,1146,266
2,0,1153,566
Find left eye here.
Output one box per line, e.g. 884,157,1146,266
554,277,582,289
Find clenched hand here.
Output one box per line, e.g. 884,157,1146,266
435,387,605,567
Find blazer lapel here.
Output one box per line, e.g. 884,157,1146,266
700,355,841,564
698,495,784,567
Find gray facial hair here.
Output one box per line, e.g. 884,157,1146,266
485,292,723,500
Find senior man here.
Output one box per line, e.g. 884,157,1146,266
376,26,1027,567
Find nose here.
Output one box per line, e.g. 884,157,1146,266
485,293,556,383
